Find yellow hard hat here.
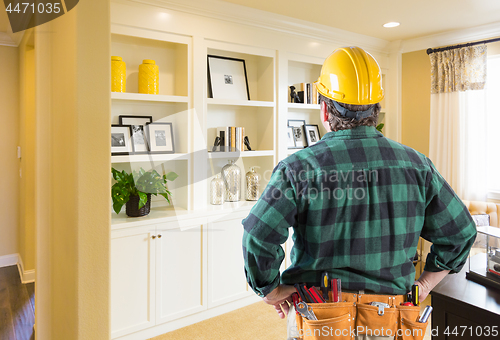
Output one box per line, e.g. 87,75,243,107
316,46,384,105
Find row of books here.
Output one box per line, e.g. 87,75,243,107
214,127,246,152
288,82,319,104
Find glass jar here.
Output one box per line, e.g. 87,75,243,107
210,174,225,205
221,160,241,202
246,167,261,201
138,59,159,94
111,56,126,92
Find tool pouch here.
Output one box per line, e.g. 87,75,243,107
294,294,428,340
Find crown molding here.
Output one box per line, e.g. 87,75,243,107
0,32,16,47
401,21,500,54
122,0,391,54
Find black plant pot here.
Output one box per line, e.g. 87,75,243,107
126,194,151,217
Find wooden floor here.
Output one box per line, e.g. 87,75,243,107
0,266,34,340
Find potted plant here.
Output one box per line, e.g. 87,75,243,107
111,167,178,217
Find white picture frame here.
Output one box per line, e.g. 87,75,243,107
288,119,307,148
145,122,175,154
305,124,321,146
207,55,250,100
111,125,133,155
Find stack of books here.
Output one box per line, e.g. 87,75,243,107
288,82,319,104
214,127,246,152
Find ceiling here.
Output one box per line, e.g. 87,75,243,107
1,0,500,42
220,0,500,41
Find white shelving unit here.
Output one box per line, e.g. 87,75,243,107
108,2,392,339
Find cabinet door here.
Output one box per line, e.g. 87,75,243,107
208,215,249,308
156,223,204,324
111,226,156,338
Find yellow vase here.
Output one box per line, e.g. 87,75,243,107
139,59,159,94
111,56,126,92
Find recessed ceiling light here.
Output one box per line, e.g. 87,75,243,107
383,22,400,28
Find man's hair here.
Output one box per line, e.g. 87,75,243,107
319,94,380,132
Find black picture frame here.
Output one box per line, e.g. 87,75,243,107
145,122,175,154
287,119,307,148
118,115,153,126
207,55,250,100
111,124,133,156
304,124,321,146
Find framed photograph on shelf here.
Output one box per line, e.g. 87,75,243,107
288,119,307,148
145,122,175,154
304,124,321,146
118,115,153,126
111,125,133,156
287,126,297,149
207,55,250,100
130,124,149,153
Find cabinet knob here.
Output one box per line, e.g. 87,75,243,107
152,235,156,239
158,234,162,238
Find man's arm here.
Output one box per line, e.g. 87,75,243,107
242,162,297,306
414,269,450,301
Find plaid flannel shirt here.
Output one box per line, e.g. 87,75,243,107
242,126,476,297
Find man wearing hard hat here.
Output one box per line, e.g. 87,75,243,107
242,46,476,339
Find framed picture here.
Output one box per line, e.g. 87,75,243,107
118,115,153,126
145,122,175,154
130,124,149,153
305,124,321,146
288,119,307,148
207,55,250,100
287,126,296,149
111,125,133,155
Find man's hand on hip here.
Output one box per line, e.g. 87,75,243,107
262,284,296,319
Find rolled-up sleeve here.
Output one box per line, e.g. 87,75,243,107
242,162,297,297
421,161,477,273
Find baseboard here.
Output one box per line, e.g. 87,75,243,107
0,253,19,268
17,255,35,283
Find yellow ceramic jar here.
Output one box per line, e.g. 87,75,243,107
138,59,159,94
111,56,126,92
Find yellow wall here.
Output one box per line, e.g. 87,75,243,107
18,32,36,271
32,0,111,338
401,50,431,156
0,45,19,258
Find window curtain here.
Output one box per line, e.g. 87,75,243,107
429,45,487,201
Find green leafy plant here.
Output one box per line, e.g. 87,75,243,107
376,123,384,133
111,167,178,214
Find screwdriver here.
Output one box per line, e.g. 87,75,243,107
321,272,330,302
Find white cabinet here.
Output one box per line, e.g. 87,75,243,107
111,226,156,338
207,213,250,308
111,220,204,339
155,223,204,324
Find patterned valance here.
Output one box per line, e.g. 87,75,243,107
430,45,487,94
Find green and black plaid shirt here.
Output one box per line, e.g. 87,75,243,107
242,126,476,297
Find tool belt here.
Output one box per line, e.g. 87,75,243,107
294,293,428,340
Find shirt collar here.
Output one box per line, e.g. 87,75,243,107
320,126,382,140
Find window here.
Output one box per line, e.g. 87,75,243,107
486,56,500,199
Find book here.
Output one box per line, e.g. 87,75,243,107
230,126,236,151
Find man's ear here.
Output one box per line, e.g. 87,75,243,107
320,101,331,132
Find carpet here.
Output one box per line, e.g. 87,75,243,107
150,296,433,340
149,301,287,340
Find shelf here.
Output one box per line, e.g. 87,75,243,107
287,103,320,110
207,98,274,107
111,153,189,163
208,150,274,158
205,200,257,214
111,205,191,229
111,92,189,103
